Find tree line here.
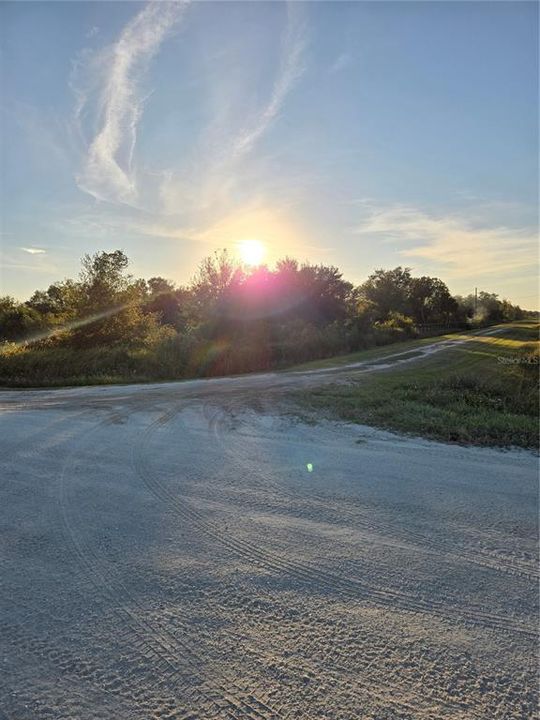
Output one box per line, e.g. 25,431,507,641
0,249,530,383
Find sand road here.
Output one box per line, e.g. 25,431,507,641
0,339,538,719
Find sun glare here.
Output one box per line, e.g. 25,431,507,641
239,239,266,266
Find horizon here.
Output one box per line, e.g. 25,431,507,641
1,1,538,308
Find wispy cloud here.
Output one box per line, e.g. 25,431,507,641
0,247,58,277
230,5,307,161
157,4,308,240
74,2,186,206
20,247,46,254
68,1,309,266
353,202,538,280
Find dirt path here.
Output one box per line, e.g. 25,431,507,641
0,331,537,719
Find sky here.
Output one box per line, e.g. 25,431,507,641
0,0,538,307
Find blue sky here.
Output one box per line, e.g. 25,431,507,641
1,1,538,306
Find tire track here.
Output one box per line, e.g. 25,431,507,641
205,398,538,582
57,410,283,720
0,410,91,492
0,617,134,719
132,409,535,640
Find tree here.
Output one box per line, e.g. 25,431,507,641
299,264,353,324
79,250,130,307
500,299,524,321
352,297,379,332
408,276,437,324
70,250,160,347
144,277,188,330
454,295,475,322
0,296,46,341
147,277,176,296
189,250,244,327
478,292,504,324
408,277,458,324
429,280,458,323
359,267,412,319
264,260,353,325
26,280,81,321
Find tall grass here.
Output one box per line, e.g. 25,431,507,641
0,321,432,387
294,324,540,448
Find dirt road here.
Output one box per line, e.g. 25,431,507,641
0,339,537,719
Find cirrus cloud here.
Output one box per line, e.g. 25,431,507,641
20,247,46,255
353,202,538,281
74,2,186,207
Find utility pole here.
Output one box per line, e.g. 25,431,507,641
474,287,477,316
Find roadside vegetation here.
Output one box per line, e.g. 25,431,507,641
0,249,533,387
294,323,539,449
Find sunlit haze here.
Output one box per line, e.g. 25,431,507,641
238,239,266,267
0,1,538,306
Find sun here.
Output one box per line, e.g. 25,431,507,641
238,239,266,266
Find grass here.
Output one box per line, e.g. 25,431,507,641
293,322,539,449
285,333,460,371
0,324,473,388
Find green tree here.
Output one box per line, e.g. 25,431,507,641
429,280,458,323
144,277,189,330
190,250,244,327
70,250,161,347
0,296,46,341
26,279,81,321
408,276,437,324
359,267,412,320
408,277,458,324
147,277,176,296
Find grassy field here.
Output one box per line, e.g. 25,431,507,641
286,333,458,371
0,324,471,388
293,322,539,449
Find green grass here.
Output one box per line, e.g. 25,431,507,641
0,324,473,388
293,322,539,449
285,334,459,371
